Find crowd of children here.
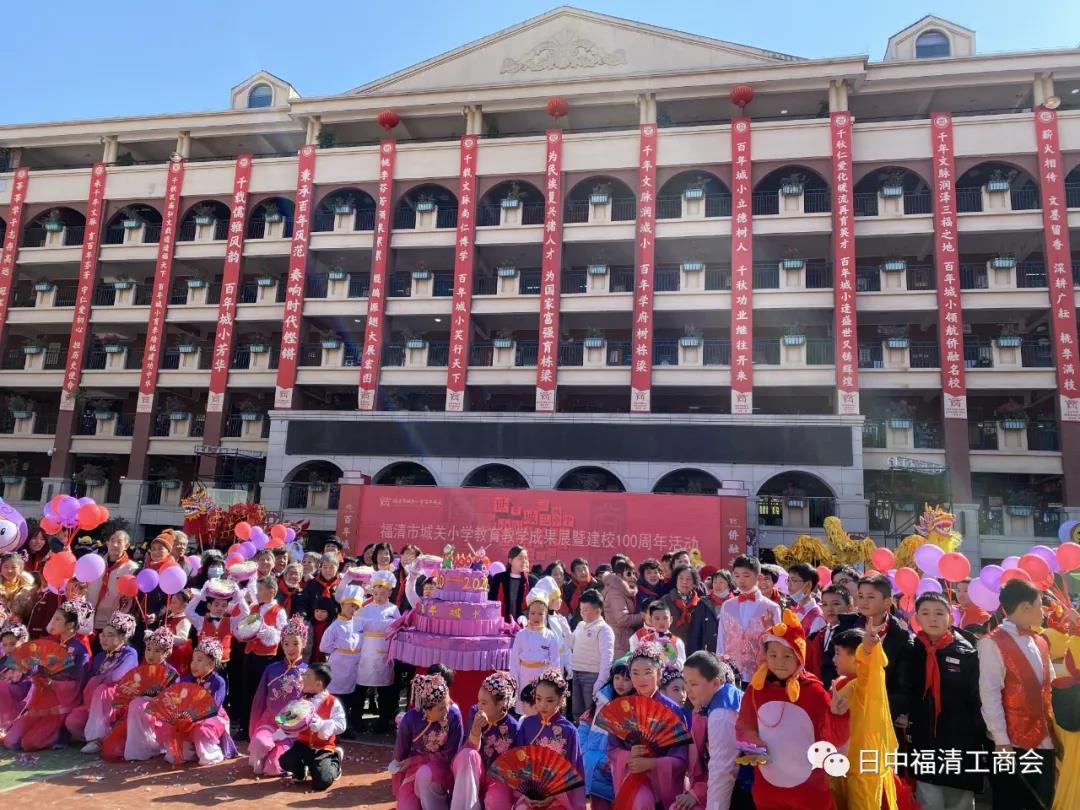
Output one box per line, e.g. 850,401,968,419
0,526,1077,808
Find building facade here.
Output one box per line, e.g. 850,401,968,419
1,8,1079,563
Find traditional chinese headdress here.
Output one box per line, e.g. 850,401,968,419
481,670,517,706
412,673,448,710
660,665,684,689
196,637,224,665
370,570,397,591
107,611,137,639
0,620,28,644
282,615,309,641
60,598,93,627
534,667,568,694
750,609,807,702
144,626,174,654
629,640,666,668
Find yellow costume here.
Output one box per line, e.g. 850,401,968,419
1048,629,1080,810
831,641,898,810
894,505,962,570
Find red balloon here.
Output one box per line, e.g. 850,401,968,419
117,574,139,598
40,516,60,535
938,552,971,583
76,503,99,530
1018,553,1053,589
266,537,285,549
871,547,895,571
49,494,66,514
96,505,110,524
815,566,832,586
226,554,244,568
234,522,252,541
1000,568,1032,586
54,550,76,579
376,109,400,132
1057,541,1080,572
546,97,569,119
730,84,754,109
270,524,287,542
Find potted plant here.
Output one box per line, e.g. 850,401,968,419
415,193,436,213
33,278,55,292
332,194,355,215
1006,491,1036,517
186,275,207,289
786,496,806,509
307,471,329,493
0,459,24,486
782,249,804,271
156,464,182,490
404,330,427,350
683,177,707,200
500,182,522,209
886,400,915,429
493,331,514,349
103,337,128,354
256,272,277,287
496,261,518,278
991,253,1016,270
236,398,263,421
22,338,47,356
262,202,283,224
320,333,343,350
584,328,605,349
885,335,910,349
680,260,705,273
879,170,905,198
119,207,143,229
75,464,107,488
7,395,35,420
176,339,200,354
587,263,609,276
881,258,907,272
115,152,135,167
91,398,117,420
193,204,216,226
680,325,703,348
995,325,1022,349
43,209,65,233
996,400,1027,430
316,129,336,149
779,172,806,196
411,263,431,280
985,169,1013,193
112,274,136,290
589,183,612,205
327,265,347,281
164,395,190,421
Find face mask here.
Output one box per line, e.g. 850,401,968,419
207,565,224,579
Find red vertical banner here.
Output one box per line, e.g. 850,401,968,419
535,129,564,413
1034,107,1080,421
445,135,480,412
274,144,317,409
206,154,254,414
357,139,397,411
729,118,753,415
0,167,29,347
930,114,967,420
830,113,860,415
136,157,185,413
59,163,108,411
630,124,658,413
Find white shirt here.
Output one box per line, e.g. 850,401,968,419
977,620,1052,749
793,594,827,635
571,618,615,684
547,613,573,677
707,705,739,810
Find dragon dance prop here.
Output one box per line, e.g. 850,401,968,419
772,516,877,568
181,484,307,551
894,504,962,570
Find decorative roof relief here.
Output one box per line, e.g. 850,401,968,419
500,29,627,74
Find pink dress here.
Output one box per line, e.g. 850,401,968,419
247,657,306,775
450,705,519,810
0,659,30,730
65,645,138,742
4,636,89,751
393,705,464,810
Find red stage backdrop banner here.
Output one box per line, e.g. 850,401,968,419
274,144,317,409
0,168,30,348
534,129,564,413
358,138,397,411
629,124,658,412
730,117,754,415
336,484,746,570
207,154,254,413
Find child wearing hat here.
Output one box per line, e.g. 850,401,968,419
355,570,401,734
509,579,562,712
232,574,288,736
319,583,364,733
67,610,139,753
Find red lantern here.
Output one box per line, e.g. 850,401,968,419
730,84,753,109
546,97,569,119
376,109,400,132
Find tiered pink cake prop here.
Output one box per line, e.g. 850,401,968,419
389,564,513,671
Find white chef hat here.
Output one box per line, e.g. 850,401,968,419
371,570,397,591
339,584,364,609
525,576,560,607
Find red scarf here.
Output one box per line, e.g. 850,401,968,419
917,629,954,731
707,592,730,607
96,553,131,610
671,591,700,630
315,575,340,601
278,582,300,614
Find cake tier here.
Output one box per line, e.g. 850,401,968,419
391,630,512,671
436,568,489,594
433,588,489,604
412,598,504,636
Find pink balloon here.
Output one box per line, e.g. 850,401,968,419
136,568,159,593
871,548,895,572
816,566,832,586
776,572,789,594
159,565,187,595
978,564,1004,590
186,554,202,572
1058,542,1080,572
913,544,944,578
895,567,920,595
967,579,1000,612
73,552,106,583
916,577,943,596
1029,545,1059,573
1002,555,1020,570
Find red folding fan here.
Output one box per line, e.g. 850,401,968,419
11,638,73,675
145,681,217,727
488,744,584,800
595,694,692,750
115,664,178,712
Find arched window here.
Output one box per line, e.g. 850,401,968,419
915,31,950,59
248,84,274,109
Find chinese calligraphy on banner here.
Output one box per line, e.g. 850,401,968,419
137,157,185,413
274,145,317,409
445,135,480,412
358,139,398,411
206,154,254,414
930,114,967,420
60,163,108,411
535,129,564,412
337,483,746,571
730,118,754,415
630,125,658,413
1034,107,1080,421
0,168,29,347
830,113,860,415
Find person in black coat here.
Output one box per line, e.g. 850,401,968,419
687,569,734,655
855,573,915,723
807,586,860,690
907,592,987,802
487,545,536,623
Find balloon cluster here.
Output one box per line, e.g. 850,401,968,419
223,522,295,569
40,494,110,540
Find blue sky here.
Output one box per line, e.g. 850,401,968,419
3,0,1078,124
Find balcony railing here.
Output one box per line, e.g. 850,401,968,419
426,342,450,367
1066,183,1080,209
514,341,539,367
0,477,44,502
606,341,632,366
283,482,341,511
560,271,587,294
563,198,635,223
806,338,834,365
608,266,634,293
476,203,544,226
382,344,405,367
956,188,982,213
558,343,584,367
246,216,294,239
348,274,371,298
757,495,836,528
653,339,678,366
1021,340,1054,368
518,270,541,295
968,421,998,450
964,340,994,368
858,342,884,368
703,339,731,366
22,225,85,248
655,194,731,219
752,340,781,365
909,342,940,368
1029,420,1060,451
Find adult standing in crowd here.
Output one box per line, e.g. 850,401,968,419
603,559,644,658
488,546,535,623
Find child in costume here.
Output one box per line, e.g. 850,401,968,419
509,582,561,710
67,610,139,753
355,570,401,734
277,663,347,791
450,670,520,810
629,601,687,668
735,609,845,810
320,584,363,732
978,578,1056,809
249,615,309,776
232,574,287,735
392,672,464,810
5,600,90,751
1050,630,1080,810
855,574,915,727
0,620,30,731
717,555,781,684
157,637,238,766
544,580,573,679
513,667,586,810
582,656,632,810
102,626,179,761
185,578,242,678
163,590,193,676
660,664,687,707
673,650,742,810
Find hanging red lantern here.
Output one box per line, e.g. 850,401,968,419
376,109,400,132
729,85,754,109
546,97,569,119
